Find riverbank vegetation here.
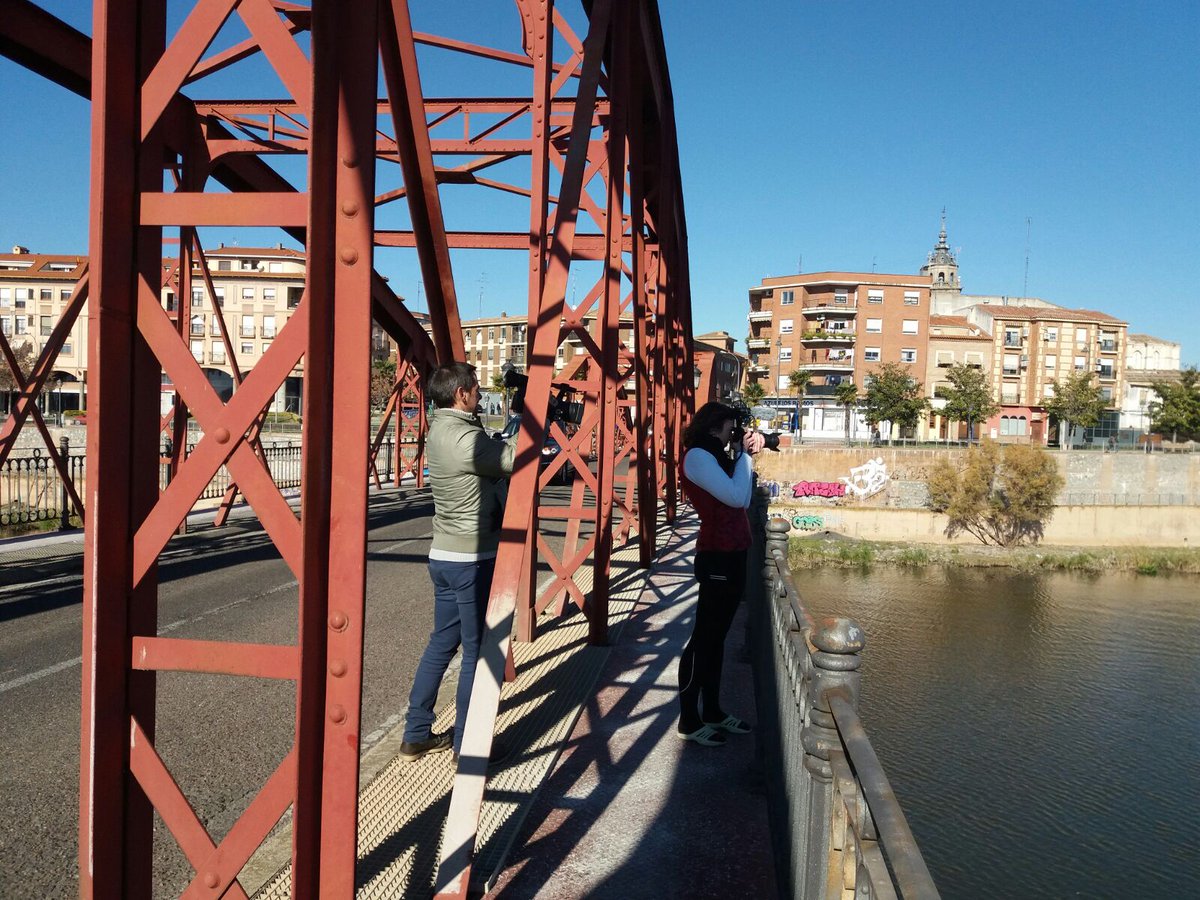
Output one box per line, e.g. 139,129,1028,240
788,536,1200,576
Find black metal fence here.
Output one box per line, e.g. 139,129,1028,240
748,487,939,899
0,442,85,528
2,439,404,530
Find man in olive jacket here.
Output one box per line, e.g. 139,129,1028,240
400,362,517,761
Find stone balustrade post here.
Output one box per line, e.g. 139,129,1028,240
802,617,865,899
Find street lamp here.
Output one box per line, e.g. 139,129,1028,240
53,376,62,426
774,335,782,404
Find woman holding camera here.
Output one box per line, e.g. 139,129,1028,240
677,401,762,746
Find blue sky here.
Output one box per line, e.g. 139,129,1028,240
2,1,1197,361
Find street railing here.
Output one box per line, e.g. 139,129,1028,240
2,438,410,531
748,488,939,899
0,439,84,528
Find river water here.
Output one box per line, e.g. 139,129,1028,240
797,566,1200,899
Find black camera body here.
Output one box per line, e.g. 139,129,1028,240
729,399,781,452
503,368,584,427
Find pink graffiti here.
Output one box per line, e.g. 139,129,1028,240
790,481,846,498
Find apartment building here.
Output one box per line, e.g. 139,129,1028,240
924,315,994,440
747,271,931,439
968,306,1127,444
1121,334,1182,432
693,330,745,404
0,248,88,415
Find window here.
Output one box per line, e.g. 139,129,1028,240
779,319,794,334
1101,387,1113,402
487,348,494,360
15,288,31,307
242,287,255,301
14,316,27,334
287,286,303,309
60,290,71,302
903,291,920,306
192,288,203,304
211,317,222,336
488,327,495,339
61,342,72,356
40,289,52,301
1001,388,1019,404
1003,354,1019,375
867,289,884,304
164,291,176,312
965,352,983,368
0,289,9,307
241,315,255,337
1074,356,1086,372
263,315,276,338
0,316,10,335
476,329,483,344
261,341,272,354
936,350,954,367
240,342,254,355
1075,327,1088,343
1044,327,1058,342
1004,328,1021,347
780,347,793,362
218,260,232,271
190,340,204,362
262,288,275,302
1044,383,1056,399
900,348,917,363
780,290,794,305
190,314,205,336
500,326,508,341
40,315,53,336
214,287,225,307
241,259,256,271
211,342,226,364
865,318,882,333
902,319,918,335
1043,354,1056,371
268,262,283,273
864,347,881,362
778,374,790,391
1098,361,1114,379
999,416,1028,436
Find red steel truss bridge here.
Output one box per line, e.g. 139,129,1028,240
1,1,695,897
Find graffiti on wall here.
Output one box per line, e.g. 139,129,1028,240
839,456,889,498
785,457,891,502
771,511,844,533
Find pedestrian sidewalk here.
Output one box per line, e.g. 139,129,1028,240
250,509,775,898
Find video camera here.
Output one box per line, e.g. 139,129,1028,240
504,368,584,427
729,398,782,452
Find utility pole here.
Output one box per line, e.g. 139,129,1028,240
1023,217,1032,298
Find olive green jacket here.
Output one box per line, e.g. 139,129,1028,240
426,407,517,556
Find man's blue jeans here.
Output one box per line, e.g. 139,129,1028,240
403,557,495,754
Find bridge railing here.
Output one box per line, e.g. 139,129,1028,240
748,486,939,899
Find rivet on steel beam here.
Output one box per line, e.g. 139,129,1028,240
341,200,359,217
329,704,346,724
329,611,348,632
214,427,230,444
340,247,359,265
341,154,359,168
203,872,219,888
329,659,347,678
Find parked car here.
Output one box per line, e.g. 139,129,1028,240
497,415,575,484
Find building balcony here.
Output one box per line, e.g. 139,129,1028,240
800,330,855,346
747,310,773,322
801,304,857,317
803,360,855,373
747,363,769,374
746,338,770,350
1098,341,1118,353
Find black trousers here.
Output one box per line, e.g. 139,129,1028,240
678,548,747,732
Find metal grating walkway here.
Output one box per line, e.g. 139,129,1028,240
253,529,660,898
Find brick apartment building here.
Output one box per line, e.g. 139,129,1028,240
746,271,931,440
693,330,745,404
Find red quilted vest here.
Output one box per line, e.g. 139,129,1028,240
680,447,752,552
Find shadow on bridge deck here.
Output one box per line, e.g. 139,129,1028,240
247,509,776,899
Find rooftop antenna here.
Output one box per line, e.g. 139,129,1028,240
1023,217,1032,299
478,271,487,319
872,256,877,273
416,279,423,314
797,255,802,274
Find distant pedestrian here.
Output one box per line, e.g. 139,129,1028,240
399,362,517,762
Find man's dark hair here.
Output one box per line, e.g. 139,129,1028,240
427,362,478,409
684,401,738,448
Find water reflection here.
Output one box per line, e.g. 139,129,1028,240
799,566,1200,900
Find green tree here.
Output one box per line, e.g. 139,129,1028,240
1148,367,1200,443
833,380,860,446
927,440,1064,546
938,363,999,443
1044,370,1107,450
787,368,812,442
741,381,765,406
369,358,397,412
861,362,928,444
